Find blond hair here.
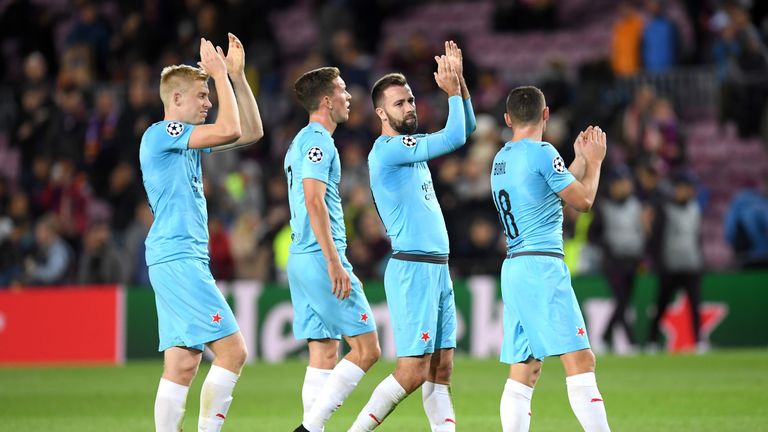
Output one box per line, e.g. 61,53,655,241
159,65,209,107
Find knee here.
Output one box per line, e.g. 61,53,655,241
362,342,381,366
165,358,199,384
398,365,429,393
231,345,248,369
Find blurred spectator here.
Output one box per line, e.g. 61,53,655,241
620,85,656,165
714,2,768,137
65,0,112,77
114,78,162,167
24,214,73,285
611,1,645,77
107,162,144,238
646,97,686,173
0,221,31,287
85,86,119,195
50,84,88,162
13,83,56,177
453,215,503,276
328,29,373,88
38,160,90,249
123,201,152,285
724,180,768,268
208,216,235,281
77,221,125,284
347,207,390,279
647,172,703,350
230,211,261,280
588,166,646,350
641,0,681,73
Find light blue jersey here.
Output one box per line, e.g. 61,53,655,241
284,122,346,254
140,120,211,266
370,95,475,357
369,96,475,255
490,139,575,255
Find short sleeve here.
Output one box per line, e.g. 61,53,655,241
301,132,335,183
529,142,575,193
151,121,196,152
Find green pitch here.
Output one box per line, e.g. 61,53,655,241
1,350,767,431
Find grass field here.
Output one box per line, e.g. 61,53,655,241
2,350,767,431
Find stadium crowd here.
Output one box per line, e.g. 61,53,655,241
1,0,767,289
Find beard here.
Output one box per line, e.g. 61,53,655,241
388,112,418,135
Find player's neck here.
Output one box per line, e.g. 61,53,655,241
511,125,543,143
164,109,184,124
380,123,399,137
309,111,337,135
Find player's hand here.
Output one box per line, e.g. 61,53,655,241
433,55,461,97
573,127,589,159
198,38,227,78
328,259,352,300
445,40,463,79
216,32,245,76
579,125,607,163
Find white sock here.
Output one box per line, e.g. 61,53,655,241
566,372,610,432
199,365,239,432
303,359,365,432
348,374,407,432
500,379,533,432
155,378,190,432
302,367,332,427
422,381,456,431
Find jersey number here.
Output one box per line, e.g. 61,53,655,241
493,189,519,240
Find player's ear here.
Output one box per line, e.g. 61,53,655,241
375,107,387,122
504,112,513,128
173,91,182,106
543,106,550,122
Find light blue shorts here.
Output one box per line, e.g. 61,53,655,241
148,258,239,352
384,255,457,357
500,255,590,364
287,251,376,340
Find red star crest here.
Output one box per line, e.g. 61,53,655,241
211,312,223,325
421,331,430,342
660,295,727,352
577,327,586,336
360,312,368,323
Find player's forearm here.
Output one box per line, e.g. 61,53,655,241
577,160,602,211
568,155,587,181
306,200,341,263
459,76,470,100
230,73,264,144
211,72,242,142
462,96,477,138
431,95,466,157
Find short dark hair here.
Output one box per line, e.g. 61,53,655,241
506,86,545,126
293,67,340,112
371,73,408,108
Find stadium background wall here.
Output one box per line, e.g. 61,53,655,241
123,270,766,361
1,272,765,364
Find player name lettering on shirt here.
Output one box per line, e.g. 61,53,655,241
493,161,506,176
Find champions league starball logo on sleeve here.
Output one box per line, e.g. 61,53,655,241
307,146,324,163
402,135,417,147
166,121,184,137
552,156,566,173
